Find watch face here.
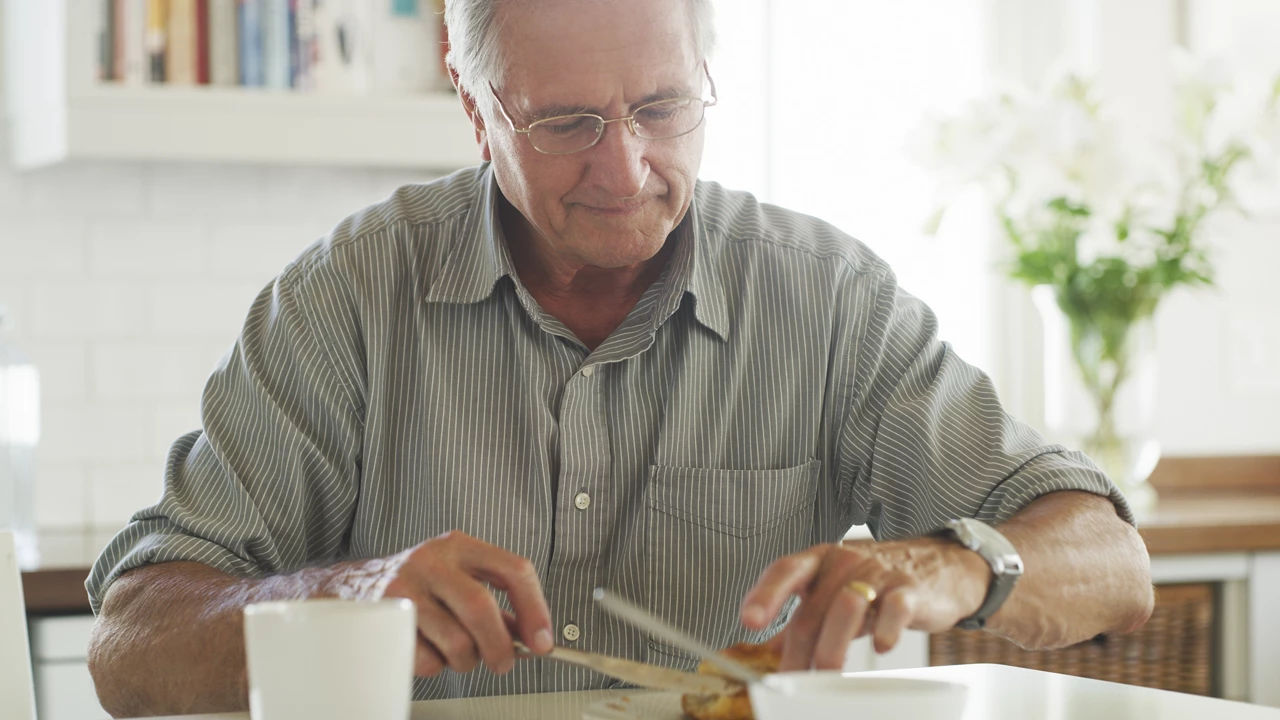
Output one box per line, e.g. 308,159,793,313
952,519,1022,573
969,520,1008,549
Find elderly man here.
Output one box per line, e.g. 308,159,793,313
86,0,1153,716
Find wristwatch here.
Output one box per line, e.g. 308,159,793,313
941,518,1024,630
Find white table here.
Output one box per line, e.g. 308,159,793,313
141,664,1280,720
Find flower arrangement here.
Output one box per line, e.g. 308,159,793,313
918,52,1280,497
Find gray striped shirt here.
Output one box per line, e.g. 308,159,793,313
87,164,1127,699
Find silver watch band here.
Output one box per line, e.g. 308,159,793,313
943,518,1024,630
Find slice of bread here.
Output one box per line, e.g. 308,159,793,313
680,642,781,720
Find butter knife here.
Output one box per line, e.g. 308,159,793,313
592,588,765,686
513,641,743,695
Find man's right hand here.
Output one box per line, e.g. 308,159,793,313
356,530,555,676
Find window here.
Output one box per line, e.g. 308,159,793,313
702,1,997,369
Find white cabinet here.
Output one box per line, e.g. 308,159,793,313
28,616,107,720
2,0,477,170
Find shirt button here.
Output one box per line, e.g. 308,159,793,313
562,623,581,643
574,491,591,510
581,365,595,377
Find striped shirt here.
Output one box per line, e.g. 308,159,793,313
87,164,1128,699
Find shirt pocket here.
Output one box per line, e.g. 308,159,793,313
643,459,821,664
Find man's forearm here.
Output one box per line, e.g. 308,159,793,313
988,490,1154,649
88,559,396,718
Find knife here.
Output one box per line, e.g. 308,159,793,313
513,641,743,695
592,588,765,686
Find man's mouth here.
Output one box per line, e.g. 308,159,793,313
582,199,648,216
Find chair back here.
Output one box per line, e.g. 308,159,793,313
0,531,37,720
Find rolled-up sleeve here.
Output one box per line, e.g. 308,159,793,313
87,255,365,614
835,268,1132,541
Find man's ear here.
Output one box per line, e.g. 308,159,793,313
451,65,492,163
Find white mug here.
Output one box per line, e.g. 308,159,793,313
243,598,417,720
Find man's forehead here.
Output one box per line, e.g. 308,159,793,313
494,0,698,75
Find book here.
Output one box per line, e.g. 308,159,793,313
145,0,168,83
166,0,197,84
195,0,210,83
114,0,148,84
237,0,265,86
262,0,290,88
291,0,313,90
208,0,238,85
99,0,116,81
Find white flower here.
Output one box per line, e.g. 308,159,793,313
916,50,1280,256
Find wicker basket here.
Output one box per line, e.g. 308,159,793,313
929,582,1215,695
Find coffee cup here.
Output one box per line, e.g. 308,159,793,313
243,598,416,720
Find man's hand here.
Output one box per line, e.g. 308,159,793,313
738,492,1154,672
354,531,555,677
739,537,988,670
89,532,555,717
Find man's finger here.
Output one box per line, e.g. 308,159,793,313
740,551,822,629
414,636,446,677
871,586,914,654
473,557,554,654
446,536,553,655
434,575,518,674
811,588,867,669
414,595,481,673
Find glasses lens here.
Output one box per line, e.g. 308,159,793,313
632,97,705,140
529,115,605,154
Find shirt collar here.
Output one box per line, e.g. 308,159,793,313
423,166,729,342
422,165,511,305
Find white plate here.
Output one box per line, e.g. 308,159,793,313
580,690,686,720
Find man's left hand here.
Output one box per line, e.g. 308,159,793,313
739,538,989,670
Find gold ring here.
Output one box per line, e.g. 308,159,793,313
846,580,878,604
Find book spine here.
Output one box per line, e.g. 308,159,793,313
145,0,168,83
195,0,210,83
118,0,147,84
287,0,299,88
262,0,290,88
294,0,317,91
208,0,238,85
237,0,264,86
99,0,116,81
166,0,196,84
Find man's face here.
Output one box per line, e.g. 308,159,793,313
478,0,706,272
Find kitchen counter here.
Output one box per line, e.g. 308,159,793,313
1140,454,1280,554
23,456,1280,615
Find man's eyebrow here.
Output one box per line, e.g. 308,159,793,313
528,102,595,120
636,84,694,105
528,85,695,120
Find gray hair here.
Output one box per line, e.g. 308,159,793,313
443,0,716,98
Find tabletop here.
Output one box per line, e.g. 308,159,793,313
138,664,1280,720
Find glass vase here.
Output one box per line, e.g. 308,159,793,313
1032,286,1160,516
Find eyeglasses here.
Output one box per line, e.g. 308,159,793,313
488,65,718,155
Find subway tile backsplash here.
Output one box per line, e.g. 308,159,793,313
0,118,442,553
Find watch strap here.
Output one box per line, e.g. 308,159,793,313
956,570,1018,629
945,519,1023,630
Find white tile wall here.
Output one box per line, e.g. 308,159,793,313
0,115,442,551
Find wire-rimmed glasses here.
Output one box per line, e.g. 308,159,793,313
489,65,718,155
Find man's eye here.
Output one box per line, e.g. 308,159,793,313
540,116,592,135
637,99,691,123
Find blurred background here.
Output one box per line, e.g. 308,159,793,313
1,1,1278,718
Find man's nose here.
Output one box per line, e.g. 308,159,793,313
587,119,650,197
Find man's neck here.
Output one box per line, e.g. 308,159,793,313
499,202,677,350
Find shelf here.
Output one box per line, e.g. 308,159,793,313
25,85,478,169
3,0,477,171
